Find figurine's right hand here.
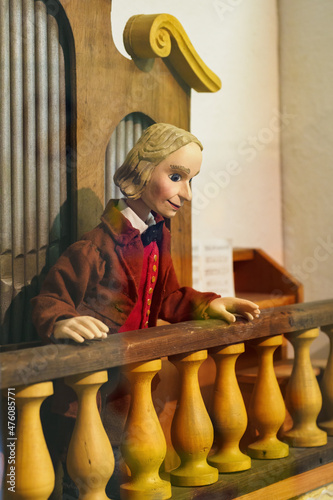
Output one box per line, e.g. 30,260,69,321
53,316,109,343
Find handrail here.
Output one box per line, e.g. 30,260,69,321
1,299,333,389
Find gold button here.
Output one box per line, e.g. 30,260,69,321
145,321,148,326
151,276,156,283
147,298,151,305
147,310,150,316
154,255,157,262
148,287,153,294
153,265,157,272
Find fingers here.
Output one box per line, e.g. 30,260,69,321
62,330,86,343
220,310,236,324
76,317,108,339
237,301,261,319
54,316,109,343
242,312,254,321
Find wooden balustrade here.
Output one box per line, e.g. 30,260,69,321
169,350,218,487
1,300,333,499
208,343,251,472
247,335,289,459
65,371,114,500
319,325,333,435
120,359,171,500
283,328,327,447
4,382,55,500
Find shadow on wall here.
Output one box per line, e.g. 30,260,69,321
0,189,103,348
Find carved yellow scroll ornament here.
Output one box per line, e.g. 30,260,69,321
123,13,222,93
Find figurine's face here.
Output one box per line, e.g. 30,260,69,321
140,142,202,218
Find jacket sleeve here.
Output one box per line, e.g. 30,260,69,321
31,240,106,342
158,259,220,323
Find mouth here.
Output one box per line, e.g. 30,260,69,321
167,200,181,210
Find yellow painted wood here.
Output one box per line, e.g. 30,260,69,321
120,359,171,500
123,14,222,93
7,382,55,499
208,343,251,472
247,336,289,459
169,350,218,486
284,328,327,447
319,325,333,435
65,371,114,500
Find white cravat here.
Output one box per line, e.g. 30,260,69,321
118,198,155,234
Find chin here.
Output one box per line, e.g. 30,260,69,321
157,211,176,219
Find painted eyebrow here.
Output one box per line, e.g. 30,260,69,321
170,164,191,175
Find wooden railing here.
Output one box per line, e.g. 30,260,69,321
1,299,333,499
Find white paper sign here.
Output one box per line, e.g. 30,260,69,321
192,238,235,297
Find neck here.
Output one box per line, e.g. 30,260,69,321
125,198,151,223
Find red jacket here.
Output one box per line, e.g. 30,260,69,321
31,200,219,341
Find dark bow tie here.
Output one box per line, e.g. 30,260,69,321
141,220,164,246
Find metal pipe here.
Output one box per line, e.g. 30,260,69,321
47,13,60,258
22,0,38,341
133,112,143,143
23,0,37,255
0,0,12,255
10,0,25,343
59,43,69,247
0,0,12,341
125,114,133,155
35,0,49,266
10,0,24,258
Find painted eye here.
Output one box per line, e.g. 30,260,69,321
169,173,182,182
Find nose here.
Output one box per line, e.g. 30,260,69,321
180,181,192,202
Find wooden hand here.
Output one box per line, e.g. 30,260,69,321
54,316,109,343
207,297,261,324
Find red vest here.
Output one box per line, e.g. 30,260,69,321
119,241,159,331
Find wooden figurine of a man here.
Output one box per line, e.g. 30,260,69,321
32,123,260,342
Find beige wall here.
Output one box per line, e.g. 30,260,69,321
279,0,333,356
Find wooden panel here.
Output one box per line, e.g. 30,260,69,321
1,299,333,388
61,0,192,286
234,248,304,303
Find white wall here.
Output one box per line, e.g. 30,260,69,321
111,0,283,263
279,0,333,357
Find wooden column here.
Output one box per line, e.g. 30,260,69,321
247,336,289,459
120,359,171,500
283,328,327,447
65,371,114,500
169,350,218,486
208,343,251,472
319,325,333,435
8,382,55,500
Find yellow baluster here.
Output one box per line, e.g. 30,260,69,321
319,325,333,435
247,336,289,459
7,382,55,500
169,350,218,487
65,371,114,500
284,328,327,447
208,343,251,472
120,359,171,500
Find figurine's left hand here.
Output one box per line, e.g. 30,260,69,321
207,297,260,324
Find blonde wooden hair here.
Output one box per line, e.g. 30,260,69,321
113,123,203,199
